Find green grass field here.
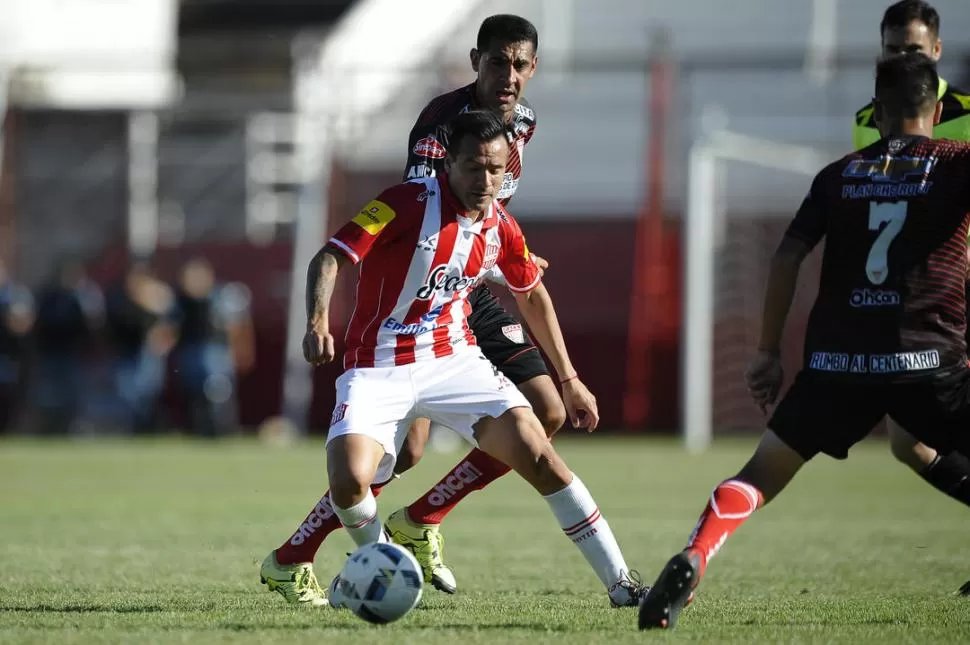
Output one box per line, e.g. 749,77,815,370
1,435,968,645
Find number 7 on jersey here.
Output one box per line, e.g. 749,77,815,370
866,201,908,285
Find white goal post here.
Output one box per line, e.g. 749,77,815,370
682,126,832,453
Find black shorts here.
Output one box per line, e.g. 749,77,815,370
769,368,970,461
467,286,549,386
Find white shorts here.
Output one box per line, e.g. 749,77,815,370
326,348,531,483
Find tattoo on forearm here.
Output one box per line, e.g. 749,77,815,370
306,251,339,324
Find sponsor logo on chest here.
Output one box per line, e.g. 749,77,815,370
416,264,479,301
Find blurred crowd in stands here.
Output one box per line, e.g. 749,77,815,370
0,256,255,437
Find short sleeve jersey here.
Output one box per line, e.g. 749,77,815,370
326,176,541,370
786,135,970,381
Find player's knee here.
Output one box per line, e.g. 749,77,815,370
519,376,567,437
536,398,567,437
533,445,572,494
517,429,571,494
327,444,376,508
328,471,371,509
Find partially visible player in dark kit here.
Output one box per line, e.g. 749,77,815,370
640,53,970,630
854,0,970,522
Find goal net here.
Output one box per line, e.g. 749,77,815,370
682,127,833,451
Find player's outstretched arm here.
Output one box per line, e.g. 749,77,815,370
303,248,348,365
512,283,599,430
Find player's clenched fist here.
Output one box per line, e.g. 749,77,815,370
562,378,599,432
744,350,783,413
303,327,336,365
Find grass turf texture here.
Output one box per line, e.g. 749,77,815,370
1,435,967,644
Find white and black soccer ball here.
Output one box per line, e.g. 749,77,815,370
334,542,423,624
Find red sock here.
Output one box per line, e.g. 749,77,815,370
686,479,764,577
407,448,511,525
275,482,387,565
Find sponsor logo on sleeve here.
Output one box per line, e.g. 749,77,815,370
351,200,396,235
413,136,446,159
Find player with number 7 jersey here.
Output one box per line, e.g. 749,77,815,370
791,135,970,382
846,0,970,557
637,53,970,631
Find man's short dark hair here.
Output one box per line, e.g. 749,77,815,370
476,14,538,52
446,110,508,156
881,0,940,38
874,52,940,118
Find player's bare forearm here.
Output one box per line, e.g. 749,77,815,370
759,236,810,354
306,249,344,332
513,283,576,379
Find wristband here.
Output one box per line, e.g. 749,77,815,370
559,374,578,385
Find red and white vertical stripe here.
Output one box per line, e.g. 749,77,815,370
343,178,497,370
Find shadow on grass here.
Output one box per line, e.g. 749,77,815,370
219,622,582,632
0,603,166,614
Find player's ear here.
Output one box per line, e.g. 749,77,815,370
933,37,942,61
470,48,481,73
528,54,538,78
933,100,943,125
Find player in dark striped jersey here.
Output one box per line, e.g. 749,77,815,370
639,54,970,630
854,0,970,521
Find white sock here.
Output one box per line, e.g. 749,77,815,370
332,490,388,547
543,474,630,596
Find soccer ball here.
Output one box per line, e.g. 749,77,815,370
333,542,424,624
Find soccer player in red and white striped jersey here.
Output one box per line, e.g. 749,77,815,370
328,182,538,369
388,14,563,596
264,110,648,610
266,15,591,599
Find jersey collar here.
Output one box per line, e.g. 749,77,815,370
437,172,499,231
